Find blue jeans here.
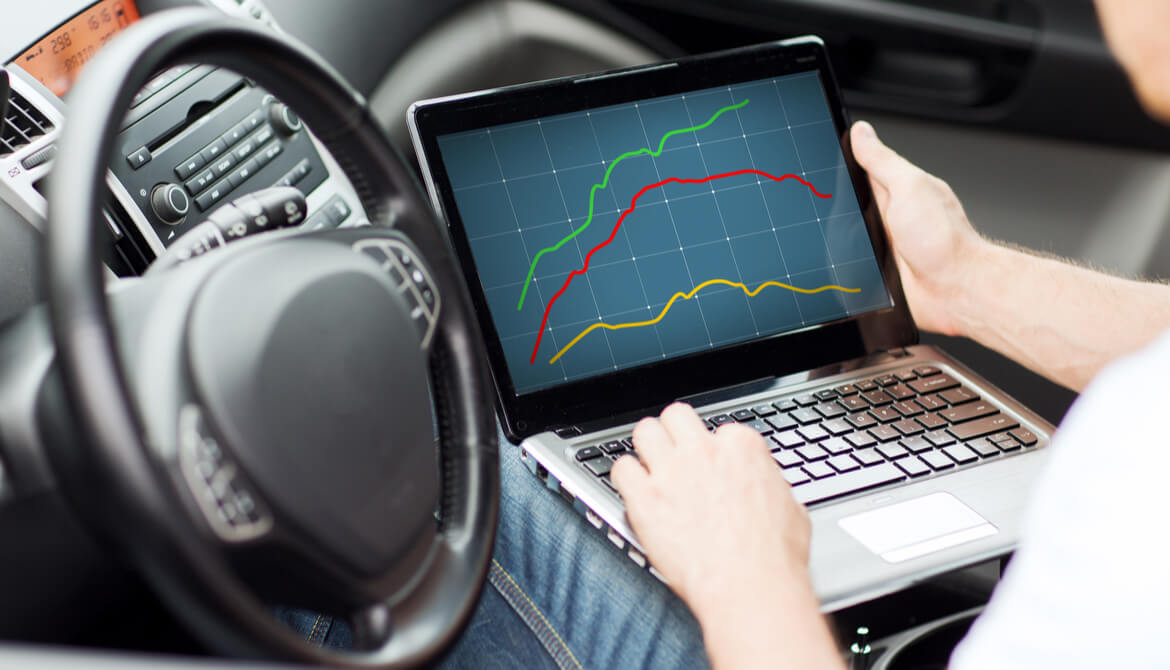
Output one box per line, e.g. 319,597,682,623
280,431,709,669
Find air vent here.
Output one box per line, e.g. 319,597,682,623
1,90,54,157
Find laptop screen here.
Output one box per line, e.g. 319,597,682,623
436,71,893,395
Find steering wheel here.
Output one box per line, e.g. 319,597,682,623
42,8,497,666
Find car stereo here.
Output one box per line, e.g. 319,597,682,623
107,64,339,244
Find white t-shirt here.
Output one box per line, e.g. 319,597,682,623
950,331,1170,669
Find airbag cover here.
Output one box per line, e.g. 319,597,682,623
185,239,437,576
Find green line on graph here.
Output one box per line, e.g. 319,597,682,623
515,98,750,310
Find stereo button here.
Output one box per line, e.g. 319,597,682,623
175,152,207,180
200,139,228,164
185,168,216,194
126,146,151,170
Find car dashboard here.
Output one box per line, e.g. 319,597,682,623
0,0,366,297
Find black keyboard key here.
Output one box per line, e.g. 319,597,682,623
877,442,909,459
783,467,811,486
797,425,830,442
731,409,756,422
896,457,931,478
771,431,803,449
815,389,839,401
766,414,798,432
942,444,979,465
752,404,777,417
796,444,829,461
914,365,941,377
874,374,898,387
584,458,613,476
997,437,1023,452
704,420,717,432
793,393,819,407
940,402,997,424
948,414,1020,441
921,451,955,471
840,396,869,411
835,384,859,396
601,441,625,455
846,412,879,430
855,379,879,392
746,419,773,436
967,438,1001,458
900,436,933,453
828,454,861,473
822,437,853,455
792,463,906,505
918,413,948,430
893,419,925,436
815,402,847,419
845,432,878,449
791,407,822,425
709,414,735,426
621,437,634,448
892,400,923,417
854,448,885,466
894,369,918,382
940,387,980,405
886,384,916,401
870,425,901,442
870,407,900,423
916,395,946,411
862,390,894,406
773,399,798,412
1010,428,1039,446
924,430,956,447
909,374,960,394
822,418,853,436
774,450,803,468
576,446,602,461
602,474,618,493
803,461,835,479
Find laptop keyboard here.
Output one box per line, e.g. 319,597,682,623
571,365,1040,507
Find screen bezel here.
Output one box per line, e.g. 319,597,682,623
411,37,917,440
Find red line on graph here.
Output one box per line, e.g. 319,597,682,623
529,169,832,364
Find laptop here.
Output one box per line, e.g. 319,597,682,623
407,36,1054,611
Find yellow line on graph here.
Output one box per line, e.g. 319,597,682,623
548,278,860,364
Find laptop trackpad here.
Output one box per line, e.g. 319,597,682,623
838,492,998,564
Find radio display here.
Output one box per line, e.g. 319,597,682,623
15,0,141,97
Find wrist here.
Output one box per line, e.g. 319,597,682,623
927,233,998,339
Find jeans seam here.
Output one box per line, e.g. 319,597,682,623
490,558,584,670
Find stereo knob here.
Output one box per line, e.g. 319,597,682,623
151,183,190,226
268,102,302,136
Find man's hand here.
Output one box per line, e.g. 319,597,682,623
611,403,843,670
850,120,986,336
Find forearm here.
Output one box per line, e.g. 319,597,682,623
695,577,844,670
951,240,1170,391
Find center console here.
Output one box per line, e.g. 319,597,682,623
0,0,367,275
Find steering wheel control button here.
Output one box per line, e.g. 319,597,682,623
268,101,302,135
178,405,272,541
151,183,190,225
352,237,441,347
125,146,152,170
324,196,351,225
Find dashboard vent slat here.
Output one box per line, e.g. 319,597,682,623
1,90,54,157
